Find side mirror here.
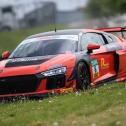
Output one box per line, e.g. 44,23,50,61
2,51,10,59
87,43,100,53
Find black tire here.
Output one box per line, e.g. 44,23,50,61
76,62,90,91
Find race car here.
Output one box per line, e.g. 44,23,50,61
0,28,126,98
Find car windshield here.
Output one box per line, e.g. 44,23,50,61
10,36,78,58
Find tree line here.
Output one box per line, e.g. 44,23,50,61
86,0,126,17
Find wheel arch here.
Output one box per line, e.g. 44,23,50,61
68,53,92,83
76,59,91,83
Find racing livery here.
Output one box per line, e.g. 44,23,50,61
0,28,126,98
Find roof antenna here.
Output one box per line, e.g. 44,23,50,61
121,27,125,39
55,27,57,32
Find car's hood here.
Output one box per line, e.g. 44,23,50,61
0,53,76,77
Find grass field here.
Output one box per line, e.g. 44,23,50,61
0,83,126,126
0,25,126,126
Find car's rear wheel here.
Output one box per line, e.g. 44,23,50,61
76,62,91,91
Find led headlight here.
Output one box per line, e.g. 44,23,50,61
41,67,66,77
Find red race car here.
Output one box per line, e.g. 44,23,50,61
0,28,126,98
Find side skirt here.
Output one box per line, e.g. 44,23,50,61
94,76,117,88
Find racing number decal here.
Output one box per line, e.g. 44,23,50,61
91,59,100,79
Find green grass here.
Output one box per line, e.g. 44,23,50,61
0,24,65,54
0,83,126,126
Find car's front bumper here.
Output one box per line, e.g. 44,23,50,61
0,72,76,98
0,73,66,94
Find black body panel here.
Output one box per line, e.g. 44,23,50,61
0,75,41,95
5,56,55,67
6,59,47,67
46,75,65,90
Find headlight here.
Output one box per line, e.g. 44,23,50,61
41,67,66,77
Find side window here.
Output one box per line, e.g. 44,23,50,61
104,34,115,43
81,33,105,51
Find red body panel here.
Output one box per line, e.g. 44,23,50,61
97,27,124,32
90,53,116,84
0,54,75,77
0,53,77,98
116,50,126,80
89,27,126,86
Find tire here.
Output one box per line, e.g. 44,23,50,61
76,62,90,91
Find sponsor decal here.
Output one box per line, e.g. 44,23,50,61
0,70,3,73
9,57,44,63
91,59,99,79
101,58,109,69
40,35,78,41
6,56,55,67
60,88,73,94
21,35,78,46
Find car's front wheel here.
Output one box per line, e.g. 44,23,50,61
76,62,91,91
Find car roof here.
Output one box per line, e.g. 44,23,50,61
27,29,103,39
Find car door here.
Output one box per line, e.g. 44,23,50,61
80,32,117,85
103,33,126,81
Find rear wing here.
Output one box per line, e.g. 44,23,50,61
97,27,126,39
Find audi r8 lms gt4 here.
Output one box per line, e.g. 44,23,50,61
0,28,126,98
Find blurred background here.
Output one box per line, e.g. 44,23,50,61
0,0,126,31
1,0,126,52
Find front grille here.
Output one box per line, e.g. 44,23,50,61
46,75,65,90
0,75,40,95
